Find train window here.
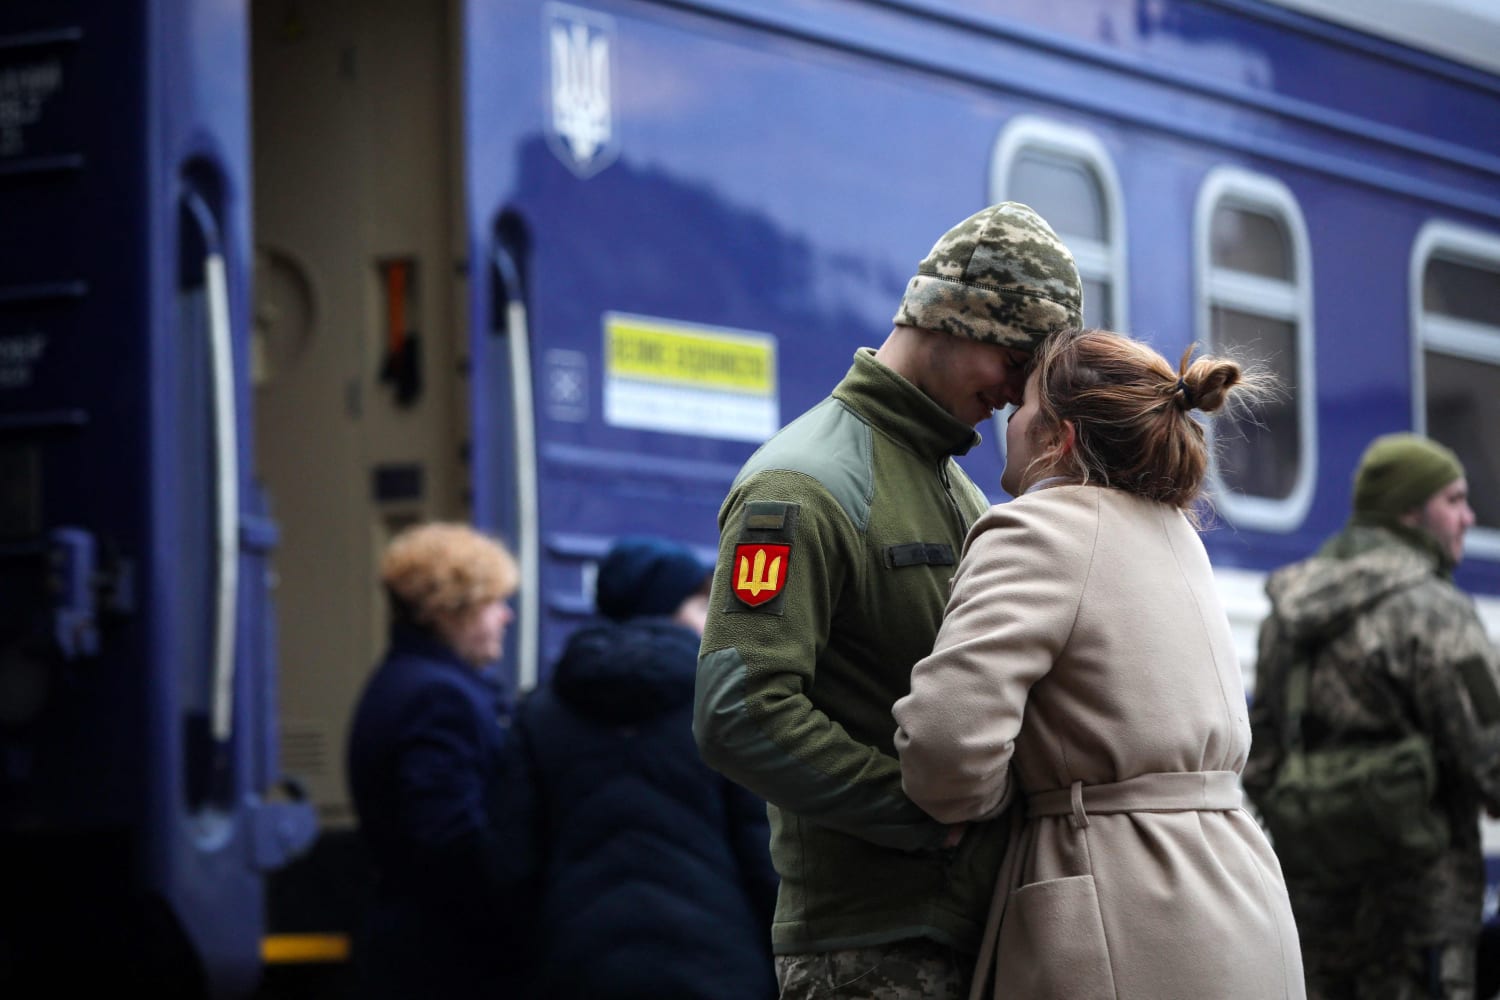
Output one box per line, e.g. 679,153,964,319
1009,151,1106,244
991,115,1127,331
1412,223,1500,557
1195,169,1315,531
1211,208,1290,281
989,117,1127,484
1424,258,1500,327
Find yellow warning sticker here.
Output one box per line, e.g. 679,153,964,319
606,315,776,394
602,313,779,442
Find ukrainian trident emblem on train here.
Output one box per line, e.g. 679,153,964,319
545,3,618,178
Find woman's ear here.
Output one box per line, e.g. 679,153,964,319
1054,420,1077,457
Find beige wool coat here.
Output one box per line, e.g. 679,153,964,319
894,485,1304,1000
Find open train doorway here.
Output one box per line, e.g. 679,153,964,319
248,0,469,976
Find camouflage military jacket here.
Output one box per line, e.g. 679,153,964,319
1243,523,1500,943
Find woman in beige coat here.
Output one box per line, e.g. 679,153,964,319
894,329,1304,1000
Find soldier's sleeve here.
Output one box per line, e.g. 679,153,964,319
693,471,948,853
1407,598,1500,814
1242,612,1291,804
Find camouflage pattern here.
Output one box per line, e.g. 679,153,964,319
891,201,1083,350
774,939,970,1000
1243,523,1500,999
1297,897,1477,1000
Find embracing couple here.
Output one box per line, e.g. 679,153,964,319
694,202,1305,1000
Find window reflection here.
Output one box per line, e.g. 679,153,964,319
1010,150,1106,241
1212,309,1299,500
1424,257,1500,327
1211,207,1290,280
1421,250,1500,535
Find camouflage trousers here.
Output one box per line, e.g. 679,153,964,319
1293,886,1477,999
1302,939,1475,1000
774,939,971,999
1298,907,1476,1000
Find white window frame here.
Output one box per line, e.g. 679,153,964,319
990,115,1129,331
989,116,1127,476
1195,167,1316,531
1410,220,1500,561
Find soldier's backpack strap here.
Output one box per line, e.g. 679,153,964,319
1281,659,1310,755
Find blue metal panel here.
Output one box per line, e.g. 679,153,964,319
0,0,166,987
150,1,313,993
0,1,311,995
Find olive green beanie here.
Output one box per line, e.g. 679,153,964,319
1352,433,1464,519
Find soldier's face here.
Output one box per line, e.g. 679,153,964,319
1405,477,1475,565
924,335,1031,427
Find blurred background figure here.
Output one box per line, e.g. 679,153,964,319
345,522,533,999
1244,435,1500,999
513,535,778,1000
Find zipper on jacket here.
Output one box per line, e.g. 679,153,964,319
938,460,967,539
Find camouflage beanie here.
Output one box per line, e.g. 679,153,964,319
1352,433,1464,520
892,202,1083,350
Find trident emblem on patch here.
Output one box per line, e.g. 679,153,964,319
545,4,618,178
732,543,789,607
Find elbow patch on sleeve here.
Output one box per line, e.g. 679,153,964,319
694,646,774,770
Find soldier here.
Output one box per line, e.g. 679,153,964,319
693,202,1082,999
1243,433,1500,1000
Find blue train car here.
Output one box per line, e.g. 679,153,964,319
0,2,317,997
2,0,1498,995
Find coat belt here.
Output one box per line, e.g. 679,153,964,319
1027,770,1243,830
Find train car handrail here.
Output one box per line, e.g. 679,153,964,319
493,242,540,691
183,190,241,744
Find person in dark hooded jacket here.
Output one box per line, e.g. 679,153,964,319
513,535,778,1000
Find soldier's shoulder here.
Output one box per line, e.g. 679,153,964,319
1365,577,1492,669
729,397,875,529
1386,573,1474,615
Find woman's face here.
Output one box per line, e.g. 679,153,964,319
1001,370,1049,496
437,596,514,667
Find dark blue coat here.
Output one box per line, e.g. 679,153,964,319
346,624,533,999
515,618,778,1000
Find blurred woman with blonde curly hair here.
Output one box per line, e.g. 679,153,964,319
894,328,1305,999
346,521,532,999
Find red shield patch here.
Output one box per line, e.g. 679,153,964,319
732,543,790,607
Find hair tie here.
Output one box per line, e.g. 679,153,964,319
1175,378,1196,409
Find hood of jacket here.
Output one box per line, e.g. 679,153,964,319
550,617,701,724
1264,523,1438,645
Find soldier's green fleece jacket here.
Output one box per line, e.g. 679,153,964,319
694,348,1009,955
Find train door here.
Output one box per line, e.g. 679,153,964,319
248,0,472,971
0,1,313,997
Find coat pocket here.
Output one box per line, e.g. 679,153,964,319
994,874,1114,1000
